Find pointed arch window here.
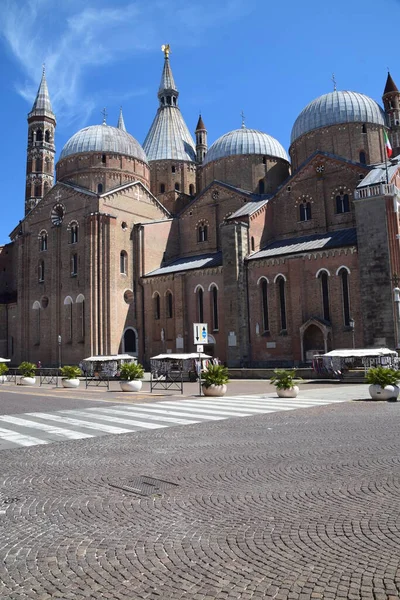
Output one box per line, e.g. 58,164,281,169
210,285,219,331
101,154,106,164
197,287,204,322
154,293,161,320
76,295,85,342
189,184,195,196
32,301,41,345
97,183,103,194
35,183,42,197
160,183,165,193
45,130,50,142
299,201,312,222
260,278,269,332
318,271,330,321
259,179,265,194
120,251,127,274
39,231,48,252
336,191,350,214
175,182,180,191
64,297,73,342
166,291,173,318
36,129,43,142
124,328,137,353
198,223,208,242
362,124,367,134
38,260,45,282
359,151,367,164
339,268,351,326
276,276,287,331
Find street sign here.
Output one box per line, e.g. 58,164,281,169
197,345,204,353
193,323,208,345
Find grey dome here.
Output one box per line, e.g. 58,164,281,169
203,128,289,166
60,124,148,163
291,91,386,144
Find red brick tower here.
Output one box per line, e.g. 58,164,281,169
25,67,56,215
382,72,400,158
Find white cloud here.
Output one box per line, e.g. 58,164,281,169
0,0,254,128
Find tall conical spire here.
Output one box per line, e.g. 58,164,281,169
29,65,54,117
384,72,399,95
117,107,126,131
157,44,179,107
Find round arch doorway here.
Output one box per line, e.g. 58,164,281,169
122,327,138,357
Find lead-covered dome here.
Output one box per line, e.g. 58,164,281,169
291,91,386,144
203,128,289,165
60,124,148,163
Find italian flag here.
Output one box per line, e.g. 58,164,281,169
384,130,393,158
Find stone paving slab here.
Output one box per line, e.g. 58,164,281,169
1,396,400,598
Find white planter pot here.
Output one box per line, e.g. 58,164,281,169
0,375,6,383
277,386,299,398
202,384,227,397
62,378,80,389
120,380,143,392
20,376,36,386
369,384,399,401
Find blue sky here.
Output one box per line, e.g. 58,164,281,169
0,0,398,242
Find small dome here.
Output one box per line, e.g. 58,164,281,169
291,91,386,144
203,128,289,166
60,124,148,163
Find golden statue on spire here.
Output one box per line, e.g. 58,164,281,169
161,44,170,58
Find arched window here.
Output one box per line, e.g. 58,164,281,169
70,223,78,244
261,279,269,332
160,183,165,193
198,223,208,242
362,124,367,134
197,287,204,322
210,285,219,331
64,297,73,342
101,154,106,164
71,254,78,276
38,260,45,282
35,183,41,197
39,231,47,252
120,251,127,274
166,291,173,318
339,268,351,326
336,191,350,214
300,201,311,221
32,301,41,345
318,271,330,321
36,129,43,142
154,293,161,320
76,294,85,341
45,130,50,142
175,182,180,191
251,236,255,252
97,183,103,194
189,184,195,196
171,166,176,173
35,157,43,172
359,151,366,165
124,328,137,353
45,158,51,173
259,179,265,194
276,276,287,331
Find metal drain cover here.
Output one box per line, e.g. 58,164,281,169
109,475,178,497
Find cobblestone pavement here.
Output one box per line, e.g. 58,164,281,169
1,397,400,599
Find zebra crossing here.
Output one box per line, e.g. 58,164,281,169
0,393,348,450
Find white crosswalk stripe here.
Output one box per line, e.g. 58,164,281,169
0,392,347,449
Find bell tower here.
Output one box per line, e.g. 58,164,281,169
25,67,56,215
382,71,400,158
195,114,207,163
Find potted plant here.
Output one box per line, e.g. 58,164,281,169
119,362,144,392
0,363,8,383
18,361,36,386
202,364,229,397
270,368,301,398
366,366,400,401
60,365,81,388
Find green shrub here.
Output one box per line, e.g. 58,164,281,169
202,364,229,388
0,363,8,376
60,365,82,379
120,362,144,381
366,366,400,387
270,369,301,390
18,362,36,378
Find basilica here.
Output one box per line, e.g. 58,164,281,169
1,48,400,367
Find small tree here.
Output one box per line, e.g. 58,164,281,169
0,363,8,376
18,362,36,378
202,364,229,388
120,362,144,381
60,365,82,379
366,366,400,387
270,369,301,390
